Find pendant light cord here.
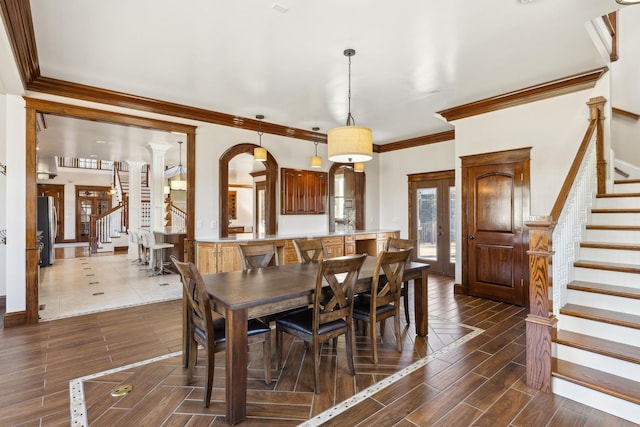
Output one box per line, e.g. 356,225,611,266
346,53,355,126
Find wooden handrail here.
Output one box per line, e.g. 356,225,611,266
549,97,607,220
89,203,125,253
549,119,597,220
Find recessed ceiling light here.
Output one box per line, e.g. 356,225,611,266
95,140,107,144
272,2,289,14
89,154,98,158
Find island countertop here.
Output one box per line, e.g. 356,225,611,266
195,229,400,243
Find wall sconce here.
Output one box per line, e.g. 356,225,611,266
0,161,6,176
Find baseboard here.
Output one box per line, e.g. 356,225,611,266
3,310,27,328
454,283,465,295
0,295,5,312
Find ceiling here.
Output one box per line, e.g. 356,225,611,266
3,0,625,166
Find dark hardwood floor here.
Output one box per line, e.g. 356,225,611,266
0,274,637,426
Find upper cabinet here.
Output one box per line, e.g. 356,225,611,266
281,168,328,215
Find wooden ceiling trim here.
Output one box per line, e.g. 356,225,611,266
437,67,608,122
24,97,197,134
375,130,455,153
0,0,39,87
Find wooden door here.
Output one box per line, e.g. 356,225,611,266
462,148,530,306
76,186,112,242
37,184,64,243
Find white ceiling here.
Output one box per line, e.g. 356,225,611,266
9,1,626,165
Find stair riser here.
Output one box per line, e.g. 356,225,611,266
583,229,640,244
552,378,640,424
566,289,640,315
554,343,640,382
593,197,640,209
579,247,640,264
590,212,640,226
557,313,640,347
614,183,640,193
573,267,640,287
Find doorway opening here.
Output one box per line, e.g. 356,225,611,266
408,170,455,276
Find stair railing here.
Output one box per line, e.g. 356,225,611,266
524,96,606,393
166,202,186,230
89,203,126,253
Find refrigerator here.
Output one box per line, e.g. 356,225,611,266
37,196,57,266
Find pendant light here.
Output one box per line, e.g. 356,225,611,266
353,162,364,173
169,141,187,191
311,127,322,168
254,114,267,162
328,48,372,163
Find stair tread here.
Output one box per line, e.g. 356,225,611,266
552,357,640,404
555,330,640,364
560,303,640,329
614,179,640,184
591,208,640,213
580,242,640,251
574,260,640,274
568,280,640,299
597,192,640,198
585,225,640,230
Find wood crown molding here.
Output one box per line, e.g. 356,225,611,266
438,67,608,122
375,130,455,153
0,0,39,87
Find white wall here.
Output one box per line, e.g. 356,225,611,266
5,95,26,311
0,95,7,297
378,141,456,238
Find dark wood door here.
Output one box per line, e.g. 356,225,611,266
37,184,64,243
462,149,530,306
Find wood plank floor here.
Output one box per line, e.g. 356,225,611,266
1,274,637,426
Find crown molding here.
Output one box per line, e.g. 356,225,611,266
375,130,455,153
437,67,608,122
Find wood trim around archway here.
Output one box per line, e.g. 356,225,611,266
219,144,278,237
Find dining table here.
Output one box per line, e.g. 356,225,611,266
199,256,430,425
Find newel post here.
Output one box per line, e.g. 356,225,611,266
525,217,557,392
587,96,607,195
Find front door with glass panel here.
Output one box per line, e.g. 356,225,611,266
409,171,455,276
76,186,112,242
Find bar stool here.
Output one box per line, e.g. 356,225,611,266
140,230,174,276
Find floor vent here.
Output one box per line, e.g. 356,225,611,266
39,304,46,311
92,292,104,296
89,281,99,285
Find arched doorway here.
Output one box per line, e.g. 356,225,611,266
219,144,278,237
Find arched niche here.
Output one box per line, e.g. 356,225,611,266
329,163,365,232
219,144,278,237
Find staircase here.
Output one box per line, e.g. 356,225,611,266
552,178,640,424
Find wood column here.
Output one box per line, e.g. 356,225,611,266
587,96,607,195
524,217,557,392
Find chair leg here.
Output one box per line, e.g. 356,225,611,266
345,327,355,375
394,314,402,353
403,282,410,324
263,331,272,384
276,329,283,371
187,337,198,383
203,343,214,408
370,321,378,365
313,340,321,394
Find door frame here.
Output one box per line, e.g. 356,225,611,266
23,97,197,324
408,170,455,276
459,147,531,305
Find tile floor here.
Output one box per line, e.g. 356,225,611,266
38,248,182,320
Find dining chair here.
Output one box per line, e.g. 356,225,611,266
292,238,325,264
275,253,366,393
385,237,416,324
238,242,279,270
170,255,272,408
352,248,412,365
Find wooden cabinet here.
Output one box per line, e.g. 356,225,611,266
322,236,344,258
344,235,355,255
376,231,400,255
196,242,217,274
284,239,299,265
281,168,328,215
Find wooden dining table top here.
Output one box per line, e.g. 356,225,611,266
201,256,430,312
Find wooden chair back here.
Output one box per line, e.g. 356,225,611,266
238,242,279,270
371,249,412,308
386,237,416,261
293,238,324,264
313,254,366,333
